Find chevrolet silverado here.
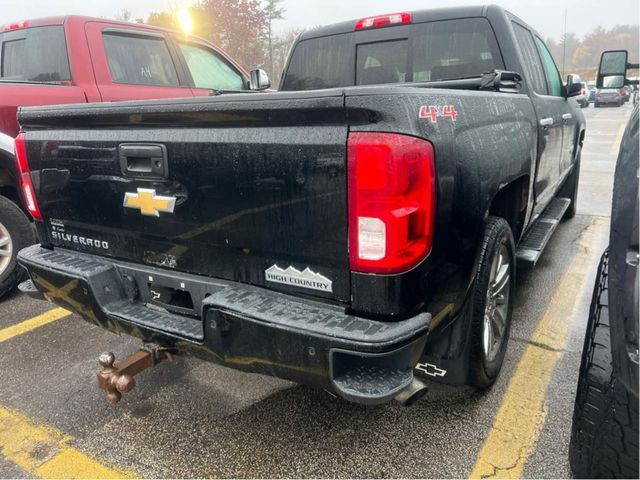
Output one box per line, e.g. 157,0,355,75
16,5,585,405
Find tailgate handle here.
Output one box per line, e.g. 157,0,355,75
119,144,168,179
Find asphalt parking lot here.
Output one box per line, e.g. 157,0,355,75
0,102,633,478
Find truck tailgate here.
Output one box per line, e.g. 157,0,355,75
20,93,350,302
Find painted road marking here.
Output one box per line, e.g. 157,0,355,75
0,405,135,479
470,216,608,479
0,308,70,343
609,122,627,155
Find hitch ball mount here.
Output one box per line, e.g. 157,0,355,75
97,345,174,405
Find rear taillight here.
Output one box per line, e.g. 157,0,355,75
14,133,42,221
355,12,412,30
348,132,435,274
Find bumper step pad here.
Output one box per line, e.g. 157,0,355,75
516,197,571,268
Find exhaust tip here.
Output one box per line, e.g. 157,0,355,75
394,378,428,407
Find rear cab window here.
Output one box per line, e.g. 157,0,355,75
0,25,70,82
102,32,180,86
282,17,504,90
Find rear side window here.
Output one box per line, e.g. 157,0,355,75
282,17,503,91
534,36,563,97
103,33,179,86
178,43,245,90
511,23,547,95
282,34,354,90
0,26,70,82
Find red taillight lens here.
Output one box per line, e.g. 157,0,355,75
14,133,42,221
355,12,412,30
348,132,435,274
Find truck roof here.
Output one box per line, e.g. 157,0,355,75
298,5,491,41
1,15,187,37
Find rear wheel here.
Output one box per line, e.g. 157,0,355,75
569,251,639,479
0,196,35,300
468,216,516,389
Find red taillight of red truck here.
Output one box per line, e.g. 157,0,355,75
347,132,435,274
14,133,42,221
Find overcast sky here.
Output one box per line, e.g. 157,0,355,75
0,0,638,41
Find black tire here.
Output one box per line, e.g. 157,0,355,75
559,150,581,219
569,250,639,479
468,216,516,389
0,195,35,300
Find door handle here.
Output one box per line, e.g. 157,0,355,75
562,113,573,121
119,144,168,179
540,117,554,127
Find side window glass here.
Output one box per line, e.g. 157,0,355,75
534,36,563,97
102,33,180,86
0,26,70,82
178,43,245,91
511,22,547,95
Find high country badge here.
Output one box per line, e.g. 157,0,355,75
265,265,333,293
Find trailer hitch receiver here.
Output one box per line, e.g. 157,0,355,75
96,346,173,405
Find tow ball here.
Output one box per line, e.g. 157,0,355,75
96,345,174,405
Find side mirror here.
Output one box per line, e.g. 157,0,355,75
249,69,271,91
597,50,628,89
565,74,582,98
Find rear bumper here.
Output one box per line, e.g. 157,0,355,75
18,245,431,404
596,97,621,105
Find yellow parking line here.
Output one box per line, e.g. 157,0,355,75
0,308,71,343
0,405,136,479
470,216,608,479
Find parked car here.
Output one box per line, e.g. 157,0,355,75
587,81,597,102
0,15,268,299
575,81,590,108
15,5,585,406
595,80,624,107
569,49,638,479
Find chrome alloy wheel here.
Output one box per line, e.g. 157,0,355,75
0,221,12,276
482,243,511,362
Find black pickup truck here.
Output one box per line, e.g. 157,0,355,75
16,5,585,405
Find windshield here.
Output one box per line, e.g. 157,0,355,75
282,17,504,91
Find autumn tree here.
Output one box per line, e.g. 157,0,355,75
264,0,286,79
193,0,268,70
270,28,303,85
146,10,180,30
114,9,132,22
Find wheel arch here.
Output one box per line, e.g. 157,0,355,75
488,175,530,243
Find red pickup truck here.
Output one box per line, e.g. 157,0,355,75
0,15,266,298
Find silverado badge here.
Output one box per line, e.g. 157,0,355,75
123,188,176,217
265,265,333,293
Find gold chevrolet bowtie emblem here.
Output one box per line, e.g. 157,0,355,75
123,188,176,217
